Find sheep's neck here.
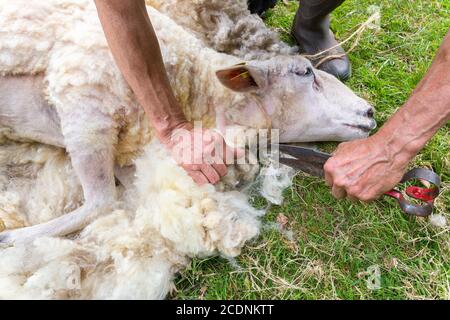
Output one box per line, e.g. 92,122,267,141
147,6,259,131
165,52,247,130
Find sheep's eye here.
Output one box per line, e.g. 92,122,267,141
295,67,313,77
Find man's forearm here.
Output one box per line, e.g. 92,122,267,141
324,30,449,201
94,0,187,141
374,30,450,160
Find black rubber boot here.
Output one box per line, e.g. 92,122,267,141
293,0,351,80
248,0,279,16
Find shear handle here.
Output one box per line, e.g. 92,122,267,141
384,168,441,217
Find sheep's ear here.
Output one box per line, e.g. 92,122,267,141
216,63,266,92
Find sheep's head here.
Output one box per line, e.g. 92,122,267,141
216,56,376,142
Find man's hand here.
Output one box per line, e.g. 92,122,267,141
325,30,450,202
162,123,244,185
324,136,412,202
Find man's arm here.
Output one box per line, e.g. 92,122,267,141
94,0,237,185
94,0,185,140
324,30,450,201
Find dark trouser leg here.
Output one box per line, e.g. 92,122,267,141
293,0,351,80
248,0,279,16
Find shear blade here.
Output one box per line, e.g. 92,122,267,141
272,144,331,166
279,157,325,178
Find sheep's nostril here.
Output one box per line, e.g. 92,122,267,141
366,108,374,118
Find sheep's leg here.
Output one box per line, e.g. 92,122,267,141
0,108,118,245
114,164,136,189
0,75,64,147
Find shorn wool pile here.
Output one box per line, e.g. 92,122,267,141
0,0,297,299
0,139,292,299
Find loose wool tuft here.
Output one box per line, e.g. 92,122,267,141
429,214,447,228
259,161,295,205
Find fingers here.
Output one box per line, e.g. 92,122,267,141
325,157,361,201
212,163,227,177
353,186,382,203
187,170,209,186
185,164,224,185
327,173,382,202
176,129,246,186
325,158,345,198
331,182,381,202
200,164,221,184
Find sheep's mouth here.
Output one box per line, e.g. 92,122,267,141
344,124,373,133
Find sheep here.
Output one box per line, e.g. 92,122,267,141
0,0,376,298
0,0,375,244
146,0,295,60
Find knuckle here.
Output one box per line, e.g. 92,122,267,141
347,185,362,197
323,161,334,172
334,178,346,188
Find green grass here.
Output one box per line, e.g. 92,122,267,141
172,0,450,300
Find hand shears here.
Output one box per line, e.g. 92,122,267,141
273,144,441,217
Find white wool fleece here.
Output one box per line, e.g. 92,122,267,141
146,0,296,60
0,141,83,229
0,141,285,299
0,0,131,115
